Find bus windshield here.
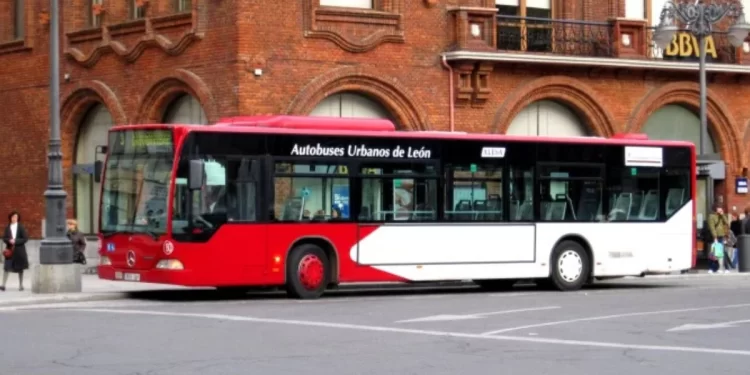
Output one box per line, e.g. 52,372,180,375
100,129,175,238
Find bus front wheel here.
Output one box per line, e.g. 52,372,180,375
548,240,590,291
286,243,330,299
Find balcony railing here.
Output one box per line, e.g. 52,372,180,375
495,15,740,64
496,16,613,58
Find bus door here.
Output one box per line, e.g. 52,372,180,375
185,157,267,269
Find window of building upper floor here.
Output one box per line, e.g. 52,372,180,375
2,0,25,41
319,0,373,9
496,0,552,19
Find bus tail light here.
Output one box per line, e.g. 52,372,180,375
156,259,184,270
99,256,111,266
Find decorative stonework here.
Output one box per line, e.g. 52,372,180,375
609,18,647,59
286,65,429,130
447,6,497,52
627,82,742,171
451,61,494,108
60,80,128,130
135,68,217,124
302,0,405,53
64,6,206,67
491,75,617,137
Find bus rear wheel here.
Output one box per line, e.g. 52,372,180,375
548,240,590,291
286,244,330,299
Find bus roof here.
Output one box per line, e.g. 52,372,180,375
109,115,696,149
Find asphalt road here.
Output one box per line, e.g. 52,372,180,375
2,275,750,375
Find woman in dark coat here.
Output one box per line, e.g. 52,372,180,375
1,211,29,291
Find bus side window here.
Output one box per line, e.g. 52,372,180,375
606,167,660,222
273,162,350,222
443,164,503,222
360,165,438,222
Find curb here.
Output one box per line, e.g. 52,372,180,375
0,292,130,309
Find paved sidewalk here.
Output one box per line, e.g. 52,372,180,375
0,273,187,307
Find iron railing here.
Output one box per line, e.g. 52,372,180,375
496,16,614,58
495,15,740,63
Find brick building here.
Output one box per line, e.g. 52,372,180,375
1,0,750,262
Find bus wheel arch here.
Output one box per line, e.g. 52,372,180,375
547,235,593,291
285,236,340,285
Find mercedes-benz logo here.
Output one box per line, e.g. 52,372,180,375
126,250,136,267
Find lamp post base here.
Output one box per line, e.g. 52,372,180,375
32,264,82,294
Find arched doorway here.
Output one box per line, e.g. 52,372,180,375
74,104,114,234
641,104,718,153
162,94,208,124
310,92,395,122
506,100,589,136
641,104,721,238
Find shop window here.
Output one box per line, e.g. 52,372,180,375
273,163,350,221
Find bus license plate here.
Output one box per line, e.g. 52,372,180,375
123,273,140,282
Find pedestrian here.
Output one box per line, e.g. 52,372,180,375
66,219,87,265
1,211,29,291
707,204,730,274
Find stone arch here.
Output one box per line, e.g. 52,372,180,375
286,66,430,130
136,68,217,124
60,81,125,233
627,82,742,171
61,80,127,133
492,76,617,137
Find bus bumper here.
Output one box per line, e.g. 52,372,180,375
97,266,197,286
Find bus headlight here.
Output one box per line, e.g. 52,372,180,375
156,259,184,270
99,256,111,266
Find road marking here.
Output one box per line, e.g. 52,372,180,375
480,302,750,335
668,319,750,332
69,307,750,357
396,306,560,323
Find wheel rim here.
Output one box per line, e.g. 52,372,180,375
298,254,324,290
558,250,583,283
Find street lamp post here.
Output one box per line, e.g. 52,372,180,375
32,0,82,293
653,0,750,157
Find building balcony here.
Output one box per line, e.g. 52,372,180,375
444,8,750,75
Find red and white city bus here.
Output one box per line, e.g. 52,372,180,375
97,115,696,299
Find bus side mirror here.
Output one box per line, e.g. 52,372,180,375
94,161,103,183
188,160,204,190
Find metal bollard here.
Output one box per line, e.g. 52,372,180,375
737,235,750,272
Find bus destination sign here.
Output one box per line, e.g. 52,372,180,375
111,129,173,154
290,143,432,159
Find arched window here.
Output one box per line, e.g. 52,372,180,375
506,100,589,137
310,92,395,122
74,104,114,233
163,94,208,124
